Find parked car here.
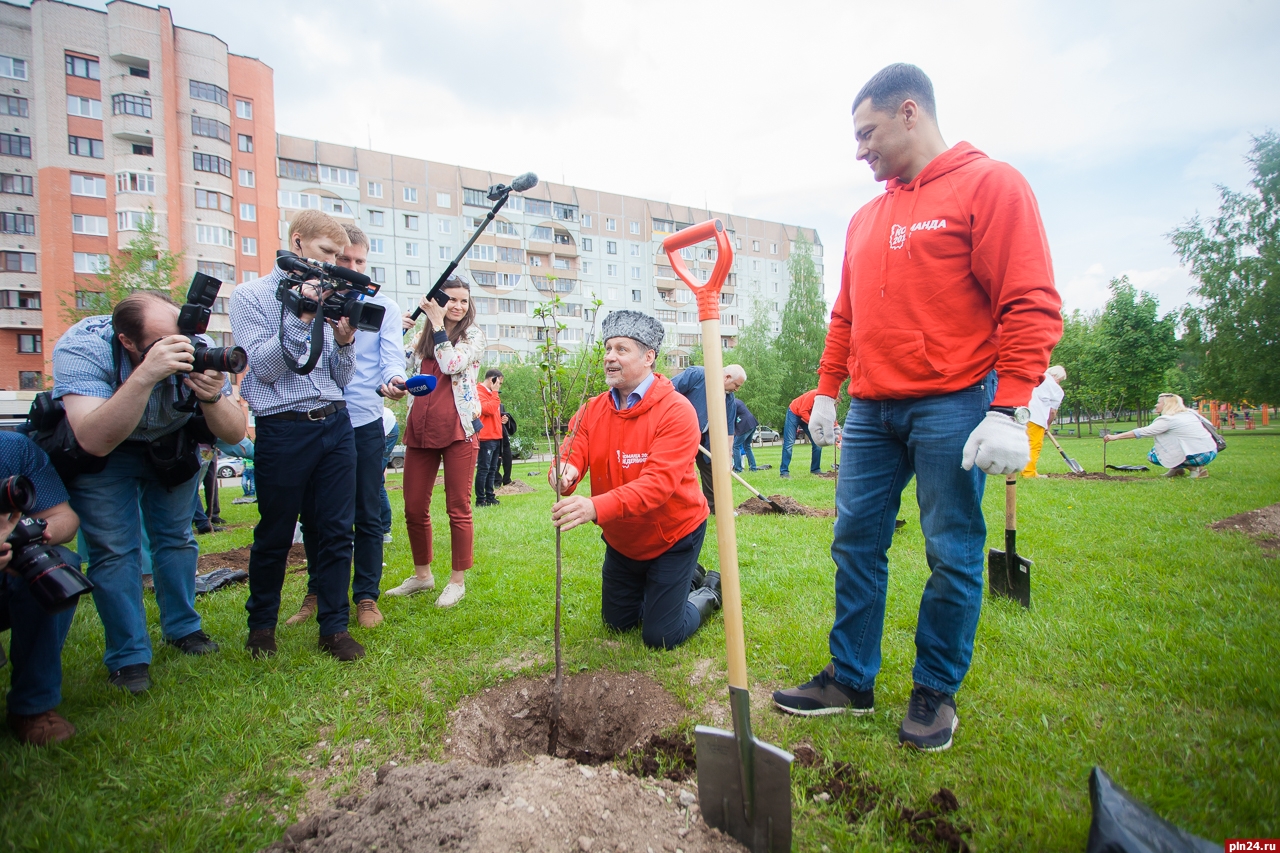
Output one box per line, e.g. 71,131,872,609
216,458,245,479
754,426,780,444
388,445,406,470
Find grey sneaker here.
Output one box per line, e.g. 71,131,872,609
898,684,958,751
772,663,873,716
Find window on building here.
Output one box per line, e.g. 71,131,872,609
365,237,382,254
631,289,642,302
18,371,40,390
239,202,256,221
580,213,592,228
196,189,232,212
554,203,577,222
241,236,257,255
463,188,487,207
367,181,382,198
436,192,451,208
403,187,418,203
115,172,154,195
607,264,618,277
240,270,256,282
752,240,760,251
630,266,641,280
404,214,419,231
189,80,228,107
0,96,26,117
496,246,523,264
629,244,640,257
277,191,319,210
553,258,570,270
191,115,231,143
2,252,36,272
128,64,149,78
530,226,553,242
235,99,252,119
404,242,420,258
581,260,593,275
67,173,104,197
319,165,357,186
195,261,235,281
65,55,99,80
606,219,618,233
369,266,385,283
239,169,255,187
193,153,231,177
1,212,35,234
117,210,154,231
73,252,108,273
605,241,617,255
437,219,451,234
195,224,234,247
66,96,102,119
0,55,27,81
238,134,253,152
629,221,640,235
321,197,350,216
580,237,593,252
278,159,316,181
367,210,384,227
437,245,451,260
405,269,420,285
132,143,153,156
111,94,151,117
0,133,29,158
0,172,32,194
17,333,41,353
525,198,552,217
68,136,103,158
467,244,494,262
770,243,778,254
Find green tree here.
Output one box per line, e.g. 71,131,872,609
1169,132,1280,403
1094,277,1177,424
61,212,183,323
730,295,784,429
773,232,828,417
1050,308,1104,426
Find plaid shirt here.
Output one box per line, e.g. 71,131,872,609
51,315,230,442
230,267,357,417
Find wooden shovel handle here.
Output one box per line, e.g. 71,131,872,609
1005,477,1017,532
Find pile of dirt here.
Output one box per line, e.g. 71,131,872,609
447,672,686,766
1210,502,1280,557
812,471,839,480
198,543,307,575
496,480,536,496
1043,472,1138,481
267,757,744,853
736,495,835,518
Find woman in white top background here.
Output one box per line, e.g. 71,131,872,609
1103,393,1219,478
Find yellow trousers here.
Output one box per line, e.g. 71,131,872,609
1023,422,1046,477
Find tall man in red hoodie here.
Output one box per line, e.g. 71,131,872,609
772,64,1062,751
550,311,723,649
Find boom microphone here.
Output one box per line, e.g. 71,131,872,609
510,172,538,193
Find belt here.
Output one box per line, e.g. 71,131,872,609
260,401,347,422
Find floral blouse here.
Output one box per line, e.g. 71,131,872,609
411,324,486,438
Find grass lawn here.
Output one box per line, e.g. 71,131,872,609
2,427,1278,851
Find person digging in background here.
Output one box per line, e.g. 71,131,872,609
1023,366,1066,478
780,389,824,479
549,310,722,650
772,63,1061,751
670,363,746,514
1103,393,1218,478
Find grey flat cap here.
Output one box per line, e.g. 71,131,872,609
601,310,664,354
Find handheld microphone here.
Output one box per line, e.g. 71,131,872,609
378,374,437,397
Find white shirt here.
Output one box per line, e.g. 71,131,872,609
1027,375,1064,428
345,291,407,428
381,407,397,435
1134,412,1217,468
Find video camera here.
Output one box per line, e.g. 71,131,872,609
0,475,93,614
274,251,386,333
179,272,249,375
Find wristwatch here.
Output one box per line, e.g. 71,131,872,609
990,405,1030,425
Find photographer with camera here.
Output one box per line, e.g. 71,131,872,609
50,290,247,693
285,224,405,630
230,210,366,661
1,433,83,745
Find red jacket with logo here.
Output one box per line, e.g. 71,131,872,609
559,374,708,561
789,389,819,423
477,384,503,440
817,142,1062,407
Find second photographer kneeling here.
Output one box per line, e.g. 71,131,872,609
52,291,247,694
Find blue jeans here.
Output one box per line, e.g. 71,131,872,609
380,424,398,534
3,572,78,715
601,521,707,650
192,458,211,529
475,439,501,503
67,443,203,671
732,429,758,472
304,419,385,603
781,410,821,475
829,373,995,696
248,409,356,636
242,467,256,496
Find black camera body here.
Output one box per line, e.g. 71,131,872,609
6,513,93,614
274,251,386,333
179,272,248,375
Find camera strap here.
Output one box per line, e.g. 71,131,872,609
279,303,326,375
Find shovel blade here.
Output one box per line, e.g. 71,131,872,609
987,548,1032,608
1067,457,1085,474
696,725,793,853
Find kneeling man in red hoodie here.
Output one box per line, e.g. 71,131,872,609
772,64,1062,750
550,311,723,649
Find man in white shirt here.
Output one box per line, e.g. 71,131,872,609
1023,366,1066,478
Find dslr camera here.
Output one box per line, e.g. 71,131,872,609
1,475,93,614
274,251,386,333
179,271,249,374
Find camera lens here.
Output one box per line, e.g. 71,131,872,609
193,345,248,374
17,545,94,614
0,474,35,514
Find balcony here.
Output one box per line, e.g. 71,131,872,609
0,308,42,329
110,113,155,145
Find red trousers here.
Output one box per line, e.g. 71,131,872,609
403,440,478,573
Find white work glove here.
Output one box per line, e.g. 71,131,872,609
961,412,1030,475
808,395,839,446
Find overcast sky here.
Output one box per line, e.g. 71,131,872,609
88,0,1280,315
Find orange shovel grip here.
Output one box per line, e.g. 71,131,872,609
661,219,735,322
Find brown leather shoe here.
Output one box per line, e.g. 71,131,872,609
245,628,277,658
355,599,383,628
8,710,75,746
284,594,318,627
319,631,365,661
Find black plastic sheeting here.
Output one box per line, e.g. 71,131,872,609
1087,767,1219,853
194,567,248,595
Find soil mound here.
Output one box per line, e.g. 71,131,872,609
1210,502,1280,557
267,757,743,853
496,480,536,496
447,672,685,766
198,543,307,575
812,470,839,480
736,495,835,517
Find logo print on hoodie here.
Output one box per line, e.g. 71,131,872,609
889,224,907,250
617,450,649,468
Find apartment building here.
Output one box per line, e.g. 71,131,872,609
276,134,822,367
0,0,277,391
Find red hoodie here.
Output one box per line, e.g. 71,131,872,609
789,389,819,423
559,374,708,561
477,383,502,440
817,142,1062,407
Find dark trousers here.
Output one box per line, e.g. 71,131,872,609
246,408,356,636
694,431,726,513
380,424,398,534
203,456,220,519
601,521,707,650
499,434,513,485
305,420,385,603
475,439,501,503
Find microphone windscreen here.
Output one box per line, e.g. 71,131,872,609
511,172,538,193
320,262,373,289
405,374,437,396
